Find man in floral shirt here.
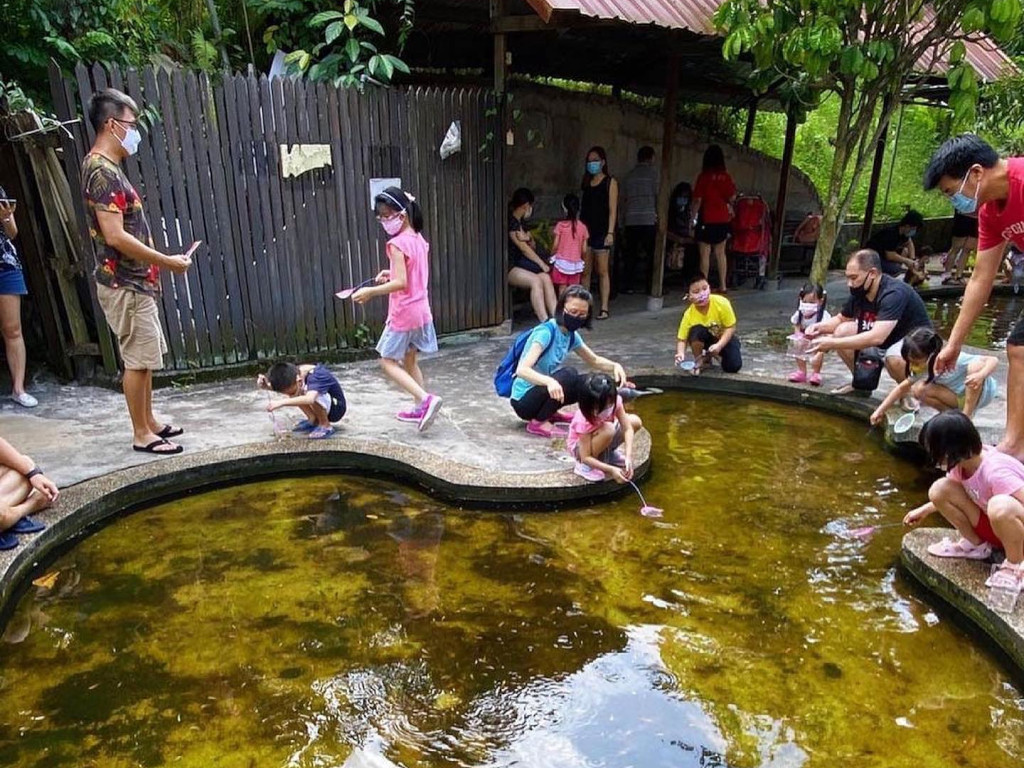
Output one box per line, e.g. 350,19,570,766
82,88,193,455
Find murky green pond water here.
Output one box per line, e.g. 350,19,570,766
927,293,1024,350
1,394,1022,767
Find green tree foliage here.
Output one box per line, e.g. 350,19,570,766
253,0,413,88
715,0,1022,283
749,96,954,222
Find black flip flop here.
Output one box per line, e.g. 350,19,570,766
157,424,184,439
132,439,183,455
597,310,610,320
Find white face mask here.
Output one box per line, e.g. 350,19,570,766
799,301,819,316
114,120,142,156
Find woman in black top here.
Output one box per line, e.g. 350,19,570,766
580,146,618,320
507,187,557,322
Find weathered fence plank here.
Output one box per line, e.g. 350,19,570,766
51,63,506,373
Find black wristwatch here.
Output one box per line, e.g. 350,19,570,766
25,467,43,480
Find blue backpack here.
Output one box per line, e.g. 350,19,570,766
494,319,572,397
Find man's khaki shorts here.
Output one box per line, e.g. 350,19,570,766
96,283,168,371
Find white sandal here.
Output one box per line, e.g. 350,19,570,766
926,536,993,560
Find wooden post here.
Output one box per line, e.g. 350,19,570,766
861,95,893,244
491,0,507,95
649,55,680,308
743,102,757,147
769,109,798,279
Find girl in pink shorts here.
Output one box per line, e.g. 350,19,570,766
550,193,589,297
567,372,642,483
905,410,1024,590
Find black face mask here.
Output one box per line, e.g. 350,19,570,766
850,274,873,300
560,311,587,332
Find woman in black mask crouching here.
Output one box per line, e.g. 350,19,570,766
509,285,630,438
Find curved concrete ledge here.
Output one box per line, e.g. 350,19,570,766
901,528,1024,672
0,431,651,622
0,372,923,631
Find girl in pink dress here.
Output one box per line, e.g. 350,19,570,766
567,372,642,482
353,187,442,433
550,193,589,297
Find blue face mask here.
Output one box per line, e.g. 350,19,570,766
950,168,979,215
586,160,602,175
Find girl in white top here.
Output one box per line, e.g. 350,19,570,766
788,283,831,386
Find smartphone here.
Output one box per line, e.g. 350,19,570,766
184,240,201,258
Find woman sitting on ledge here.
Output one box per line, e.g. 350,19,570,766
0,436,59,550
510,284,628,438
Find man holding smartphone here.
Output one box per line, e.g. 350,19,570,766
81,88,193,455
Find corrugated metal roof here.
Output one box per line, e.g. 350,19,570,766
530,0,1014,82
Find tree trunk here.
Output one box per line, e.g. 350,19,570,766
810,89,856,285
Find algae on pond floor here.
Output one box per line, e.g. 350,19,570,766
0,393,1021,768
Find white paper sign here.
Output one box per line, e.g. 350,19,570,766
369,177,402,210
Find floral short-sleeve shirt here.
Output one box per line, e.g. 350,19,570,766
81,153,160,295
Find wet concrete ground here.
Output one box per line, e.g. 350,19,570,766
0,270,1009,488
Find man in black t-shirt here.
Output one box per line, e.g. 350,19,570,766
865,210,925,283
806,249,933,394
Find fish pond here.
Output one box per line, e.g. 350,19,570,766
1,393,1022,767
926,292,1024,350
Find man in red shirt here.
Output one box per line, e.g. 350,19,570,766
924,134,1024,459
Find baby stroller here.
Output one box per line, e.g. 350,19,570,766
729,195,772,289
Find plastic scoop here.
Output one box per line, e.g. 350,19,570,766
893,412,916,435
677,360,695,372
335,278,375,300
629,480,663,518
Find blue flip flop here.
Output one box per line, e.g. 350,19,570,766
308,425,335,440
0,532,19,551
11,517,45,534
292,419,317,433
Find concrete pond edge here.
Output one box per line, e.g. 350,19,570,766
901,529,1024,674
4,370,1021,681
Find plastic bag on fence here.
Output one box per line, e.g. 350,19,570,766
440,121,462,159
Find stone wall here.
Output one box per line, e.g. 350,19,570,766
505,86,822,221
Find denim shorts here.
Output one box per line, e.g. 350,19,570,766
0,268,27,296
375,321,438,361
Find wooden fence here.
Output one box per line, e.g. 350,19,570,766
50,63,505,372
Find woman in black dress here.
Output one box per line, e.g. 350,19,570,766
580,146,618,320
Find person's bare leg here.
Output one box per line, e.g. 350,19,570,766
541,273,557,316
810,352,824,374
0,467,50,532
404,347,425,389
595,251,610,313
698,241,710,280
929,477,984,544
714,242,728,291
998,343,1024,460
0,295,26,396
588,422,616,457
509,268,550,322
143,366,165,434
124,369,176,451
912,381,958,412
988,494,1024,564
884,356,909,384
381,358,428,403
581,249,594,294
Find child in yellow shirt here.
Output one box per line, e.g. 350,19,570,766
674,273,741,374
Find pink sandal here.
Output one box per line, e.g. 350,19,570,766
788,371,807,383
809,372,822,386
985,561,1024,589
926,537,993,560
526,420,566,438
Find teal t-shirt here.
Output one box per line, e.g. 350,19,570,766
510,320,582,401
